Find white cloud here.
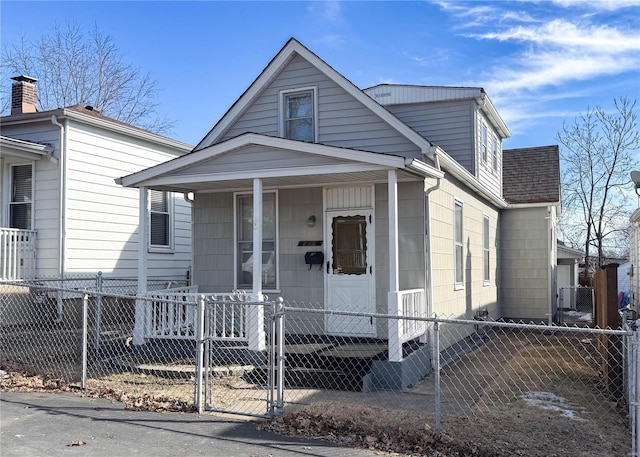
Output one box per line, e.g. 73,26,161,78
548,0,640,11
307,0,343,23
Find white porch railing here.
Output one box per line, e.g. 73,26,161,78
0,228,36,280
388,288,427,362
399,288,427,343
143,286,199,339
141,289,251,342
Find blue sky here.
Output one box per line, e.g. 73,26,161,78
1,0,639,150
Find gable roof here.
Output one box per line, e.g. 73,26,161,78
117,132,444,193
1,104,192,153
195,38,436,154
502,145,560,205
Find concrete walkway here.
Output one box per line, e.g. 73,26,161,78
0,392,377,457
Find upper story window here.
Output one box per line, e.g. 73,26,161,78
492,138,499,171
280,87,317,142
454,199,464,290
9,164,33,230
150,190,173,250
481,125,488,162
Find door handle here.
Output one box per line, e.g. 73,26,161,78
327,261,330,274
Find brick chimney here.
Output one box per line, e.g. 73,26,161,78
11,75,38,115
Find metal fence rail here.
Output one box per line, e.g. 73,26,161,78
1,282,637,456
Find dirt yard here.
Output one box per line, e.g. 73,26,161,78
1,327,632,457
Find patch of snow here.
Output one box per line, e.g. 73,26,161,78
579,313,592,321
522,391,587,422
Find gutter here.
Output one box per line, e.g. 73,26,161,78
51,115,67,322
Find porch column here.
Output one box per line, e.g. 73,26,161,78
249,178,266,351
133,186,149,345
387,170,402,362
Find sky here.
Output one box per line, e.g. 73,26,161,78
1,0,639,151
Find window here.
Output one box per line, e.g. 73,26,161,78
454,200,464,289
481,125,488,162
150,190,171,248
9,164,32,230
483,215,490,284
492,138,499,171
281,88,316,142
236,192,277,290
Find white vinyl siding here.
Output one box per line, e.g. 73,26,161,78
454,199,464,290
476,112,502,199
483,215,490,284
9,164,33,230
492,138,498,172
220,54,421,159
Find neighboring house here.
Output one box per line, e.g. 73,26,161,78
557,241,585,313
0,75,193,283
118,38,558,359
501,145,561,323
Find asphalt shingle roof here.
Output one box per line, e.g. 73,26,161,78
502,145,560,204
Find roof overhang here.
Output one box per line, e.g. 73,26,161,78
0,135,54,161
117,133,444,193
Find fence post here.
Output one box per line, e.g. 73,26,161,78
276,297,285,414
195,295,206,414
388,291,402,362
634,327,640,456
95,271,103,350
268,300,276,418
433,319,441,436
81,293,89,389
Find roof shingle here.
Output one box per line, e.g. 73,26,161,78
502,145,560,204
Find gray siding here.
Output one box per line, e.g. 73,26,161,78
500,206,552,321
221,54,421,158
385,100,475,172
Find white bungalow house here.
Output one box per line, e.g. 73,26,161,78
118,39,560,368
0,75,193,285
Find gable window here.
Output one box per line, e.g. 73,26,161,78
150,190,172,249
9,164,33,230
280,87,317,142
481,125,488,162
492,138,499,171
236,192,277,290
454,199,464,289
483,215,490,284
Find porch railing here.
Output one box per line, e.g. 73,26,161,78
0,228,36,280
399,288,427,343
143,286,199,339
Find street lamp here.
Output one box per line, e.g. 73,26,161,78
633,171,640,197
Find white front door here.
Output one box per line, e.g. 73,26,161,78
325,210,375,336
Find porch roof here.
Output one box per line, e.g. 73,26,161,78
0,135,54,161
116,133,444,193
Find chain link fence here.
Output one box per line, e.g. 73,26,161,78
1,281,637,455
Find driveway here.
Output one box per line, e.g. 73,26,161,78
0,392,376,457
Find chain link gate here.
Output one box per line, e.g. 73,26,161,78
195,295,284,418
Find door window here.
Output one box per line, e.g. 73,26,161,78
331,215,367,275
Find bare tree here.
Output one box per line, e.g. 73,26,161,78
1,23,173,134
557,97,640,271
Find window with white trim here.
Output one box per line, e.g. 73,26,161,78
150,190,172,249
454,199,464,289
9,164,33,230
483,215,490,284
281,88,316,142
236,192,277,290
492,138,499,171
481,125,488,162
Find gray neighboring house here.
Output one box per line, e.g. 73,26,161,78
501,145,561,323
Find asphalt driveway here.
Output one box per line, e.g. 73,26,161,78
0,392,376,457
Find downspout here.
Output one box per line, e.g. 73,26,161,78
184,192,194,285
51,115,66,322
423,148,442,319
547,205,554,325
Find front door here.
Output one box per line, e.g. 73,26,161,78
325,210,375,336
